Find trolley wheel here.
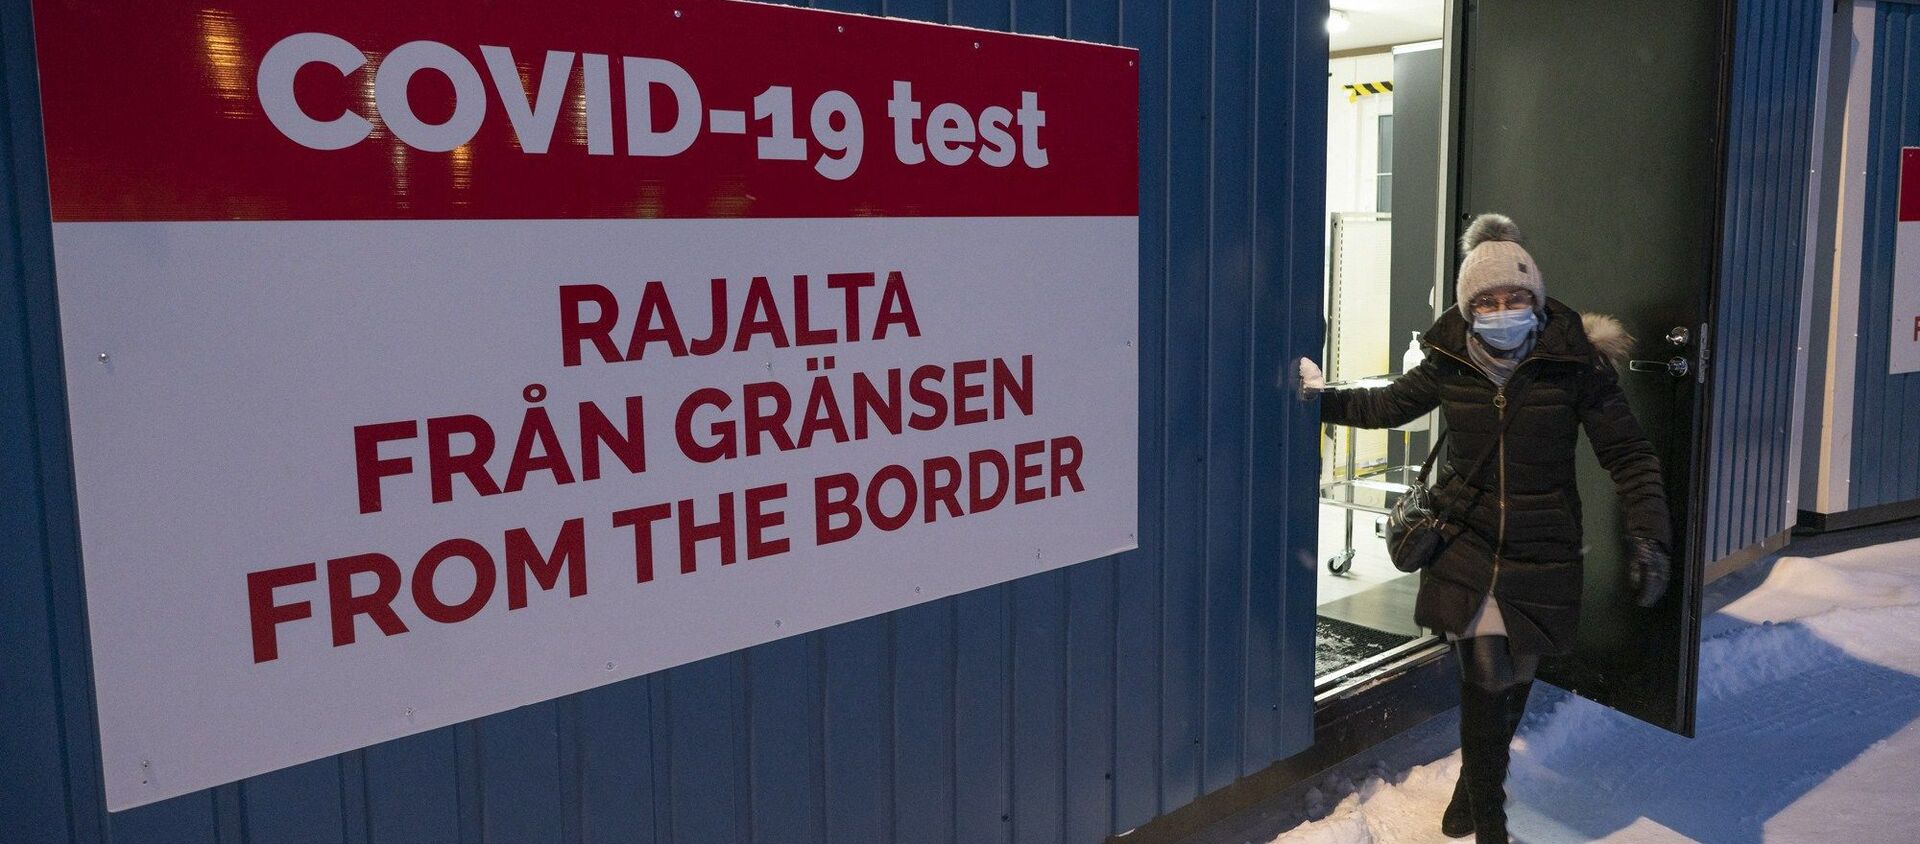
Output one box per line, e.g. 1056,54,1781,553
1327,549,1355,575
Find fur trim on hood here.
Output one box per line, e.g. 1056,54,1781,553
1581,312,1635,368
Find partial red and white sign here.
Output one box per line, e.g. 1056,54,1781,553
1894,148,1920,374
33,0,1137,810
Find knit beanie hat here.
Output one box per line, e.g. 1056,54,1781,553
1456,213,1546,318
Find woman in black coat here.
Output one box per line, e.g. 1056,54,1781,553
1299,214,1673,844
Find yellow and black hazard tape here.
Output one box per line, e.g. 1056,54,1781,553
1342,80,1394,102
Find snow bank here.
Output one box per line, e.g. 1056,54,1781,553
1718,549,1920,624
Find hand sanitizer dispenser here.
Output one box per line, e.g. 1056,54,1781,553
1392,332,1430,431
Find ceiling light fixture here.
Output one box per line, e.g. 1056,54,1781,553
1327,10,1352,35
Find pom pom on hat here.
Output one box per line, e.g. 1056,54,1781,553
1460,212,1522,252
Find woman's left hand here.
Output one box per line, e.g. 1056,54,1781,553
1623,536,1670,607
1297,357,1326,398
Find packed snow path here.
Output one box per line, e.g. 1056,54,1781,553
1247,523,1920,844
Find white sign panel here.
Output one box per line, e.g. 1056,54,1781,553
32,0,1139,809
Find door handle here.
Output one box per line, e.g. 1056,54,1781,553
1628,356,1690,378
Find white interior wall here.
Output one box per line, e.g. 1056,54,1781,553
1324,52,1398,481
1326,52,1397,218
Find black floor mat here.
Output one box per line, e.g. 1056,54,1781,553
1316,615,1418,677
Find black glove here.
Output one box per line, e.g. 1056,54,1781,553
1623,536,1670,607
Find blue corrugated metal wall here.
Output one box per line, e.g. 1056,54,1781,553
1850,1,1920,510
0,1,1329,841
1702,0,1826,562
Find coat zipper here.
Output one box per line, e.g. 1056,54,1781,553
1423,340,1560,608
1492,387,1507,598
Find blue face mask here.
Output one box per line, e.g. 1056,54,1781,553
1472,308,1539,351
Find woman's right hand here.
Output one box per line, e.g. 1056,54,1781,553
1298,357,1326,398
1624,536,1670,606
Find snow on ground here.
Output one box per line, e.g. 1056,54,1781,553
1258,528,1920,844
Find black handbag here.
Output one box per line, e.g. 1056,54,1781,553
1385,402,1522,573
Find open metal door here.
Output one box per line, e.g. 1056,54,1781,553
1452,0,1729,736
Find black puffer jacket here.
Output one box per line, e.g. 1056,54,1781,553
1321,297,1671,656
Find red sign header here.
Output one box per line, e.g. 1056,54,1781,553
32,0,1139,221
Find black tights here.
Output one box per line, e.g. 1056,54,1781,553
1454,634,1539,694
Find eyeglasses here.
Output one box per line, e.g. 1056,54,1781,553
1468,290,1536,314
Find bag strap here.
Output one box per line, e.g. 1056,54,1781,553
1412,428,1450,484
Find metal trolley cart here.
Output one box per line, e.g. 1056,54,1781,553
1317,374,1432,575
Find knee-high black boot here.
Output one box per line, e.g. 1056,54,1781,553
1441,651,1476,837
1443,685,1533,839
1441,638,1482,838
1442,757,1475,837
1459,675,1514,842
1448,636,1531,843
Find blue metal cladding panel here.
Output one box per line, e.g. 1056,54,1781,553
0,2,1328,843
1852,2,1920,510
1704,0,1824,562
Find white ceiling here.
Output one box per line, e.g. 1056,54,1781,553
1329,0,1445,53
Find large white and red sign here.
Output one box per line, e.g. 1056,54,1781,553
33,0,1137,810
1893,148,1920,374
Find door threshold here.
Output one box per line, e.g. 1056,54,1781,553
1315,632,1447,701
